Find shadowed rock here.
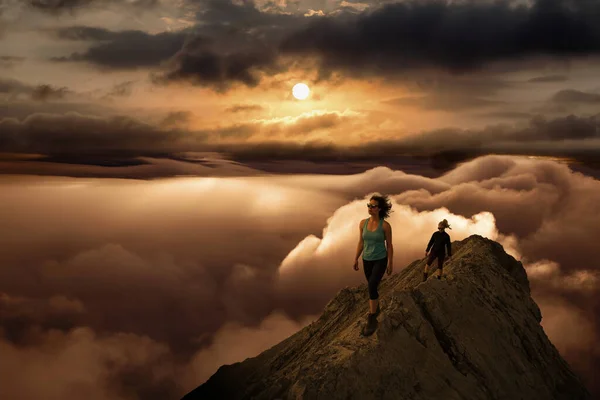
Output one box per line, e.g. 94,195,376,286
182,235,591,400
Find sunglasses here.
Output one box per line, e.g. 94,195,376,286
367,204,379,209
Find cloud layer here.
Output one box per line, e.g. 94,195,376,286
1,106,600,178
1,155,599,398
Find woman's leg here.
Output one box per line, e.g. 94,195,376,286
424,253,435,281
363,259,376,312
436,254,446,278
367,257,387,314
363,258,374,281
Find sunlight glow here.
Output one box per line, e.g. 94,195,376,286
292,83,310,100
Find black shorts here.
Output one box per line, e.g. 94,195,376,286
426,252,445,269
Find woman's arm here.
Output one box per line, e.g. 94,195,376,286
384,222,394,271
426,233,435,254
354,219,365,262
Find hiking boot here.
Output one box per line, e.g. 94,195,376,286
361,313,378,337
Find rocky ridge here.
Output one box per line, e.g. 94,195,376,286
183,235,590,400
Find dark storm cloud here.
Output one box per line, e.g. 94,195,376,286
155,46,283,92
51,27,188,69
42,0,600,91
26,0,600,90
45,1,302,88
279,0,600,77
551,89,600,104
187,0,308,55
154,0,303,90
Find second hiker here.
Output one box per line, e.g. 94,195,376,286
424,219,452,281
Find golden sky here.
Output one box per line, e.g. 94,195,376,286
1,0,600,177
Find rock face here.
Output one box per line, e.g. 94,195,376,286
182,235,590,400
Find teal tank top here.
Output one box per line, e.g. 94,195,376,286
362,217,387,261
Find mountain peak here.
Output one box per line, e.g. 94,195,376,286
183,234,590,400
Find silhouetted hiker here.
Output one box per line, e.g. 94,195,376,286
353,194,394,336
424,219,452,281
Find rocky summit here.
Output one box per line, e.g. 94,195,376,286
182,235,591,400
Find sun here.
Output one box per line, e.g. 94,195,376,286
292,83,310,100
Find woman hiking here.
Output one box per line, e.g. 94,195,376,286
353,194,394,336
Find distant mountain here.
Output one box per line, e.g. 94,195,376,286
183,235,590,400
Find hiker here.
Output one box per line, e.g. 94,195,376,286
424,219,452,281
353,194,394,336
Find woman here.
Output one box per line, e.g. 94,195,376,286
423,219,452,281
352,194,394,336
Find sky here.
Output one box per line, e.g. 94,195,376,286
0,0,599,399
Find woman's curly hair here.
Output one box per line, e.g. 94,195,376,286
370,193,393,219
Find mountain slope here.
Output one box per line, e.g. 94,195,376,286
183,235,590,400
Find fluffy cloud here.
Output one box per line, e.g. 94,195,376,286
0,323,180,400
1,155,599,397
182,311,317,389
277,204,504,312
